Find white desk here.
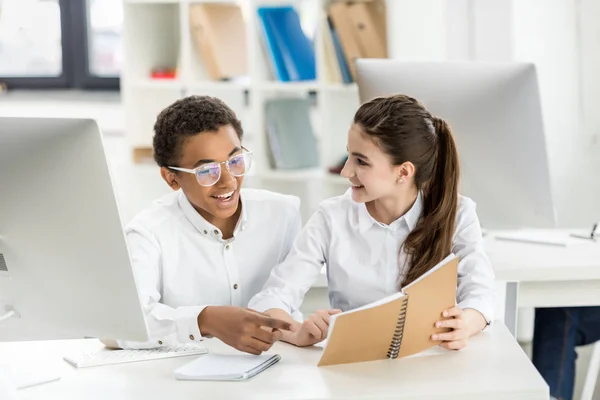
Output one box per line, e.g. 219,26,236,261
486,230,600,336
2,323,546,400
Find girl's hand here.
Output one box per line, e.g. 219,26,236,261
431,306,486,350
291,309,342,347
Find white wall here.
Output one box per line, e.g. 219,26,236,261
386,0,446,60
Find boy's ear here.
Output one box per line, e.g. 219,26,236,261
160,167,181,191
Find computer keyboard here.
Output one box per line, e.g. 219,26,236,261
64,345,208,368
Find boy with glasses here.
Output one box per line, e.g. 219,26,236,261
103,96,299,355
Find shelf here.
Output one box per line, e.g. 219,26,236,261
256,81,320,93
125,0,179,4
129,78,185,90
189,0,239,3
128,79,355,94
321,83,358,93
187,80,250,91
254,81,358,94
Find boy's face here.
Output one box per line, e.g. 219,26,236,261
162,124,245,223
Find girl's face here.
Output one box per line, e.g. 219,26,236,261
163,124,245,222
341,123,410,203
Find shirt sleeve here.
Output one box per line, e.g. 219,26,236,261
452,199,497,330
249,208,330,316
116,227,207,349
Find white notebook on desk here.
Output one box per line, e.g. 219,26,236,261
174,353,281,381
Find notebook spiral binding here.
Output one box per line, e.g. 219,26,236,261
387,297,409,359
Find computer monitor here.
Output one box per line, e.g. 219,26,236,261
355,60,556,230
0,117,148,343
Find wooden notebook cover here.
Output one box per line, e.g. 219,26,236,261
189,4,247,80
398,256,459,358
317,295,406,366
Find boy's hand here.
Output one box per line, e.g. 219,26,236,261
198,306,292,355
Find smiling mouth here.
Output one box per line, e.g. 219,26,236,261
211,191,235,201
352,184,364,189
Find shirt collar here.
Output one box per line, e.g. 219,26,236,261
177,190,248,240
356,190,423,234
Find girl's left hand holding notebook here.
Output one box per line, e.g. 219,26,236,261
431,306,488,350
289,309,342,347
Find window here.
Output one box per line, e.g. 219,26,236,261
0,0,121,89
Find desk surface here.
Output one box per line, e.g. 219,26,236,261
4,323,547,400
485,229,600,282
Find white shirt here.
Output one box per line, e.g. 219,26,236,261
249,190,496,325
117,188,301,349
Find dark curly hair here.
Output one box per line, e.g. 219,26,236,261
152,95,243,167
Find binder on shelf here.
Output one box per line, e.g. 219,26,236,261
320,13,342,84
189,3,248,81
318,254,458,367
327,0,387,81
257,6,316,82
327,16,352,84
265,97,319,170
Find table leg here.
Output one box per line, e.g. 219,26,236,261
504,282,519,337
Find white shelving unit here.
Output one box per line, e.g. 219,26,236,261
122,0,374,222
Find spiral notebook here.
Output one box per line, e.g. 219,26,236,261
318,253,458,366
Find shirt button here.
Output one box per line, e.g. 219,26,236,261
189,334,195,341
158,340,163,345
233,284,238,290
203,230,207,234
213,229,219,235
225,245,230,250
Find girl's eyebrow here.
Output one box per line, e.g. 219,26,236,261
351,152,369,160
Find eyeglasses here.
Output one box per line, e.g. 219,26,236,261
168,147,253,187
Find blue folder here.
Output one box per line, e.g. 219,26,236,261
257,6,316,82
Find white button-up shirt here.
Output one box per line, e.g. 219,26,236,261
117,189,301,349
249,190,496,324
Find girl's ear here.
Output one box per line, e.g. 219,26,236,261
396,161,415,183
160,167,181,191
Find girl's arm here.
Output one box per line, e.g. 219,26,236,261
249,208,338,345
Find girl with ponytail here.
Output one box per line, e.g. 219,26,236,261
249,94,495,351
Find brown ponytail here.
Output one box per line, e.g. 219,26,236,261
353,95,460,287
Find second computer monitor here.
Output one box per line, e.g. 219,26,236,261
355,60,556,230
